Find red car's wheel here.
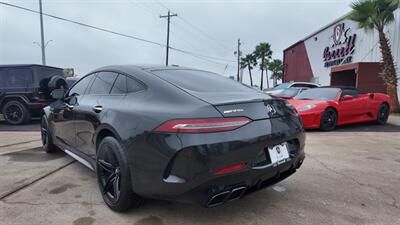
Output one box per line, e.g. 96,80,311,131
376,103,389,125
320,108,337,131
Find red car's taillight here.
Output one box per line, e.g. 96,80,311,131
154,117,251,133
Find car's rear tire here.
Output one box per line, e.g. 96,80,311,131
41,115,57,153
376,103,389,125
96,136,142,212
2,100,30,125
320,108,337,131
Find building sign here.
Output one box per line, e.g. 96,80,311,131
323,23,357,67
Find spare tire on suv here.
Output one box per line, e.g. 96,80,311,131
48,75,68,91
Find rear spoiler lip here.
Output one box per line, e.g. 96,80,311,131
212,98,279,107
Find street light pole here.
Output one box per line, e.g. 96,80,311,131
39,0,46,65
236,38,241,81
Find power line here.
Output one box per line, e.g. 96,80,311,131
0,2,165,47
176,16,232,52
129,1,159,18
0,2,235,64
172,48,230,66
170,47,235,62
153,0,233,53
154,0,169,11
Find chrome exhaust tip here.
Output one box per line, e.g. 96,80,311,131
227,186,247,201
207,191,230,207
206,186,247,207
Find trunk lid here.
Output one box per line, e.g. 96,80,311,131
192,92,292,120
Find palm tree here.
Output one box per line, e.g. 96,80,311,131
254,42,273,90
240,54,257,86
268,59,283,86
348,0,400,112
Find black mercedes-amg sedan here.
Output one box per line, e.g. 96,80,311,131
41,65,305,212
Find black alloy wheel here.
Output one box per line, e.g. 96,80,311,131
2,101,30,125
98,150,122,204
41,116,56,153
320,108,337,131
376,103,389,125
96,136,142,212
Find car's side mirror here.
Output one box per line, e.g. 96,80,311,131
341,95,354,101
50,89,65,100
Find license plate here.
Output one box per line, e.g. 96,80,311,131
268,143,289,165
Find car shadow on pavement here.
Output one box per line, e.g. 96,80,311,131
0,119,40,132
307,121,400,133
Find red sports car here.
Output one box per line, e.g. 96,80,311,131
288,87,391,131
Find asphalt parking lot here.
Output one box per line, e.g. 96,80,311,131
0,116,399,225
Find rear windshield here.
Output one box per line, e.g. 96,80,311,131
294,88,339,100
273,83,291,89
152,69,254,93
277,88,300,96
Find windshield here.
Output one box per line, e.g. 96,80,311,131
273,83,291,89
294,88,339,100
276,88,300,96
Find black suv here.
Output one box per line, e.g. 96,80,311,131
0,64,68,124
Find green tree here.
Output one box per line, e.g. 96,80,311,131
348,0,400,112
268,59,283,85
254,42,273,90
240,54,257,86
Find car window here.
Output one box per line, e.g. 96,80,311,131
153,69,253,93
291,83,318,88
0,69,6,87
5,68,33,88
88,72,118,95
279,88,300,96
304,84,318,88
274,83,291,89
127,76,145,93
110,74,127,94
294,88,339,100
341,89,359,98
68,74,95,96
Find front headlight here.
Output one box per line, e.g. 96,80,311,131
299,104,316,112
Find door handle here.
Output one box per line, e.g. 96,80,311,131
92,105,103,113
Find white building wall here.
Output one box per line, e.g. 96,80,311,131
303,9,400,94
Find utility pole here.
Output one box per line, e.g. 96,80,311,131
236,39,241,81
39,0,46,65
160,11,177,66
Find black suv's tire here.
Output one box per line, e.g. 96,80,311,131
96,136,142,212
2,100,30,125
41,115,57,153
320,108,337,131
376,103,389,125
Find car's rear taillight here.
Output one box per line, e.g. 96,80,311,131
154,117,251,133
